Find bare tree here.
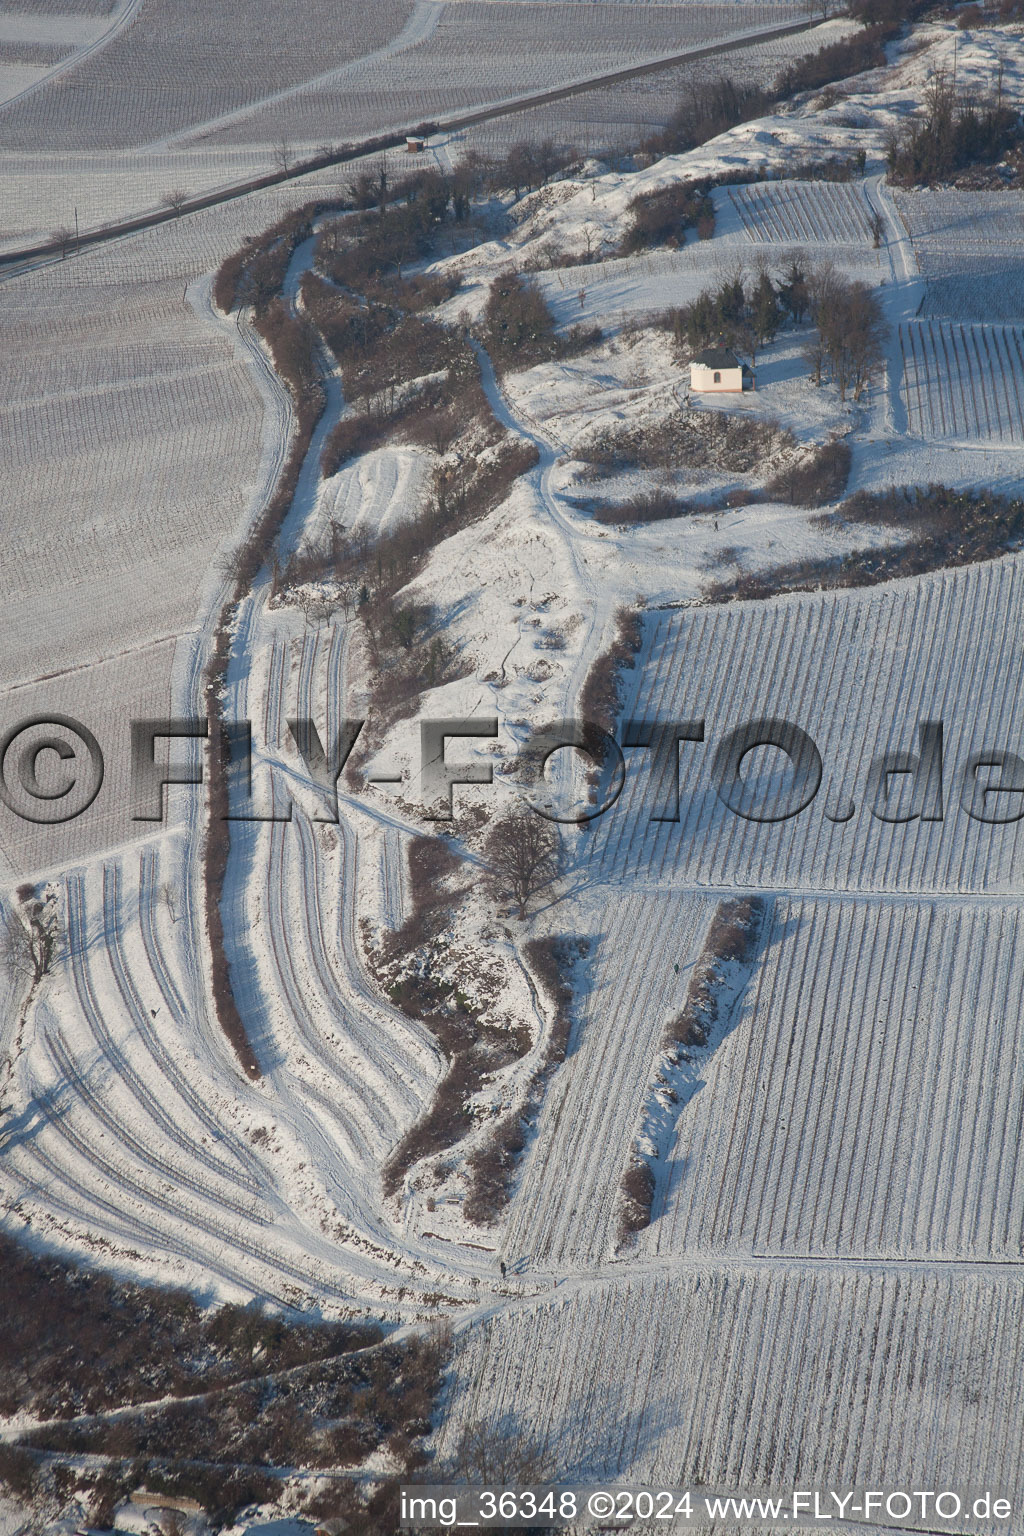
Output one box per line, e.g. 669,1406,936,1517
811,275,886,401
161,187,189,216
803,259,840,386
295,587,339,630
1,892,61,987
450,1417,552,1486
484,808,559,919
159,880,181,924
275,138,293,176
51,225,74,260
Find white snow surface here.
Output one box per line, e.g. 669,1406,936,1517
5,8,1024,1514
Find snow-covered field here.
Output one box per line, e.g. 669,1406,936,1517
193,3,807,151
5,2,1024,1519
649,894,1024,1261
439,1265,1024,1515
592,558,1024,895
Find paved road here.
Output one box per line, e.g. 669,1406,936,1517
0,13,820,275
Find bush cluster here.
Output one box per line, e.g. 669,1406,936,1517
460,937,577,1225
579,607,645,740
587,437,850,526
24,1332,449,1525
620,181,715,254
762,440,851,507
643,78,773,159
482,271,601,374
464,1115,528,1225
709,485,1024,602
616,898,764,1244
712,482,1024,602
366,840,531,1197
0,1230,380,1425
617,1160,657,1242
776,22,894,98
886,74,1021,186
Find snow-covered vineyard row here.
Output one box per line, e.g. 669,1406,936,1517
501,889,712,1272
894,187,1024,248
440,1264,1024,1515
0,844,466,1312
0,0,412,149
900,319,1024,442
452,25,846,161
591,556,1024,895
0,264,265,690
647,895,1024,1262
198,2,805,151
727,179,874,245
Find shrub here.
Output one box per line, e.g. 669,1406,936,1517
464,1114,528,1224
382,1051,491,1196
523,936,575,1064
590,488,709,525
579,607,644,739
762,440,851,506
620,181,714,254
0,1444,38,1502
709,485,1024,603
617,1159,656,1242
663,897,764,1055
482,271,561,371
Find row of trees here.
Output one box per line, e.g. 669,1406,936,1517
662,261,810,362
886,71,1021,185
663,259,886,403
804,263,886,401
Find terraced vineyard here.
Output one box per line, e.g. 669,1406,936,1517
900,319,1024,442
591,557,1024,895
727,178,874,244
0,833,461,1312
649,896,1024,1261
